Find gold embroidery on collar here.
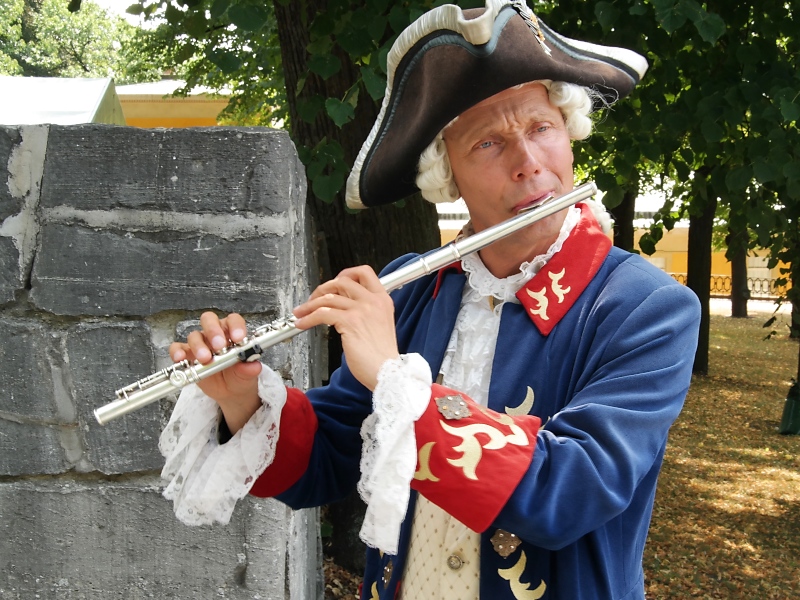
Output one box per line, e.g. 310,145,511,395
548,268,571,303
525,287,549,321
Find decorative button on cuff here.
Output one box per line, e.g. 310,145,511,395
436,394,471,420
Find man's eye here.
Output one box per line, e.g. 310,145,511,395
478,140,494,149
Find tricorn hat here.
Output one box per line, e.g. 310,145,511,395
345,0,648,209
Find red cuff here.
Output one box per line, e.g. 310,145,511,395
249,387,318,498
410,384,540,532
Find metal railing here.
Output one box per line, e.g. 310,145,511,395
670,274,787,299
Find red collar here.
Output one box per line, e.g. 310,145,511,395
515,202,611,335
432,203,612,335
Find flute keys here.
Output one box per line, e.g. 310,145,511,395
169,369,189,386
214,335,250,356
238,343,263,363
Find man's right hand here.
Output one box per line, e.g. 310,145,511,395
169,312,262,434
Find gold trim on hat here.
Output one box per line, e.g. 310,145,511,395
510,1,552,56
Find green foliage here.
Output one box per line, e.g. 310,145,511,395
299,138,347,203
125,0,286,127
548,0,799,298
0,0,159,82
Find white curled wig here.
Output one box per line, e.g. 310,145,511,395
416,80,601,204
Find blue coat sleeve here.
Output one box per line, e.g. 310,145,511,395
275,254,423,509
493,274,700,550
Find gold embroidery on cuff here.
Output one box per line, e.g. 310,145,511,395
440,417,530,480
413,442,440,482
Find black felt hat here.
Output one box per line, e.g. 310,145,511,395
345,0,648,208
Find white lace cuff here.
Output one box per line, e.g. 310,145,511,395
159,366,288,526
357,353,432,554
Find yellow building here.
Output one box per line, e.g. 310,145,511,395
0,76,228,129
634,226,780,277
634,226,787,298
116,80,229,128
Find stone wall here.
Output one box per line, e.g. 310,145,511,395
0,124,322,599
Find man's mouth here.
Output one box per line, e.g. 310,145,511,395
515,192,555,214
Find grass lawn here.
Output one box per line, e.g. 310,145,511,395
645,310,800,598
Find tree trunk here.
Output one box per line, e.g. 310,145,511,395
687,195,717,375
727,226,749,318
796,311,800,381
792,272,800,340
272,0,439,279
610,187,636,251
272,0,440,573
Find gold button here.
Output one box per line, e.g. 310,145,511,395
446,554,464,570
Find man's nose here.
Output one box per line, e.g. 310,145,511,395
510,139,543,181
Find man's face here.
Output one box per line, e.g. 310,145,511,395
443,82,575,271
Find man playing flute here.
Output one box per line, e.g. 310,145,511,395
161,1,701,598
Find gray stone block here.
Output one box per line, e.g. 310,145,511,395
0,419,69,476
0,318,77,476
30,224,293,317
65,321,164,474
0,319,58,420
0,479,316,599
1,125,46,302
0,237,21,304
41,125,298,215
0,127,22,221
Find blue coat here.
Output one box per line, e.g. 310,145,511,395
275,221,700,600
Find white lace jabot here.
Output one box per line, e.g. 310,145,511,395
459,204,581,305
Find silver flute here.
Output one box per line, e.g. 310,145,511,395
94,182,597,425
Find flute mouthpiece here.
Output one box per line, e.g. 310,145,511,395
518,195,555,214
